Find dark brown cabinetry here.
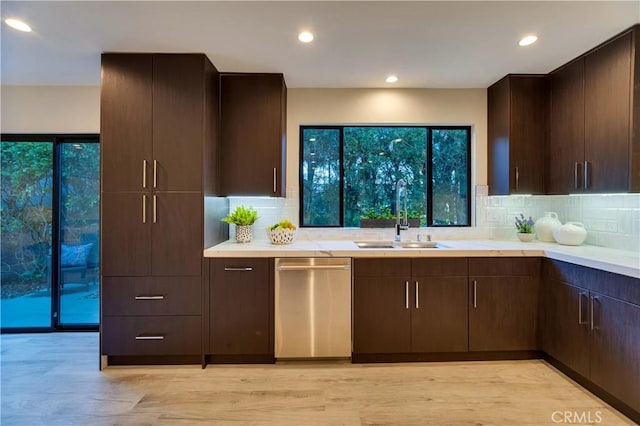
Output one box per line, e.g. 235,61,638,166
220,73,286,196
548,26,640,193
542,260,640,419
468,258,541,351
353,258,468,355
487,75,547,195
101,53,219,361
209,258,274,362
547,59,585,194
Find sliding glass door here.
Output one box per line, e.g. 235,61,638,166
1,135,99,331
0,141,54,328
59,141,100,326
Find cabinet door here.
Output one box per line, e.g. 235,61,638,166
542,279,590,378
411,276,468,352
509,76,547,194
150,192,202,276
210,258,272,355
590,294,640,413
220,74,285,196
353,276,412,354
488,76,546,195
101,192,150,276
584,32,632,192
548,59,585,194
152,54,204,192
101,54,153,193
469,276,540,351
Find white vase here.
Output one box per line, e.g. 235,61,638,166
534,212,561,242
235,225,253,243
553,222,587,246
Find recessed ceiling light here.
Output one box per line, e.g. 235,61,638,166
298,31,314,43
385,75,398,83
518,35,538,47
5,18,32,33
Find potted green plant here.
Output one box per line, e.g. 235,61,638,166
221,205,259,243
515,213,535,242
359,207,421,228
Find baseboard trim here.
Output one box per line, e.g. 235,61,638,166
352,350,542,363
106,355,201,366
205,354,276,365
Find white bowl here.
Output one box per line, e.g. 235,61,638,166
266,228,295,245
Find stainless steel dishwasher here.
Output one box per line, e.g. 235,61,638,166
274,257,352,359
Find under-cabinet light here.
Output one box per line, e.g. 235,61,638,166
385,75,398,83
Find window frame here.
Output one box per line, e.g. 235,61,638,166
299,125,471,228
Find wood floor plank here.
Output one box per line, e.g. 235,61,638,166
0,333,633,425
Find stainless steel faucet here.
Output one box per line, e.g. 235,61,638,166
395,179,409,242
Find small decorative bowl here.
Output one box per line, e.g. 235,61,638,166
517,232,535,242
267,228,295,245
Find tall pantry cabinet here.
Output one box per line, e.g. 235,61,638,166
100,53,219,364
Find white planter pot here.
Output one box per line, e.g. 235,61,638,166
235,225,253,243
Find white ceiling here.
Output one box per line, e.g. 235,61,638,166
1,1,639,88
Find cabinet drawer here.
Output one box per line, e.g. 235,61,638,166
469,257,540,276
412,258,468,276
354,258,411,277
102,276,201,316
102,316,201,355
212,258,271,278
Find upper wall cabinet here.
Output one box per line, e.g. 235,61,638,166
219,73,287,196
548,26,640,193
488,75,548,195
547,58,585,194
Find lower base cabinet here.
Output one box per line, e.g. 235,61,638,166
353,258,468,355
543,259,640,420
208,258,274,361
468,258,541,352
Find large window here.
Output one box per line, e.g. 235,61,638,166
300,126,470,227
1,134,100,331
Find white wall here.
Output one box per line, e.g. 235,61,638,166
286,88,487,193
1,86,100,133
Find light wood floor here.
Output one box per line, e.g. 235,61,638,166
0,333,633,425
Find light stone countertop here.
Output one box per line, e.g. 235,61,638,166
203,239,640,279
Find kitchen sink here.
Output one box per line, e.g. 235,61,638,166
394,241,439,248
354,240,442,249
354,241,396,249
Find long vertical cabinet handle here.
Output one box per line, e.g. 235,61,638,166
152,195,157,224
472,280,477,308
142,160,148,189
415,281,419,309
590,296,599,331
142,195,147,224
514,167,519,192
273,168,277,193
574,162,580,190
153,160,158,189
583,161,589,190
405,281,409,309
578,292,589,325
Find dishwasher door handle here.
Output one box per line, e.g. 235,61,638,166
276,265,350,271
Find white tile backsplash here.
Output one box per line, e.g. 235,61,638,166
222,189,640,252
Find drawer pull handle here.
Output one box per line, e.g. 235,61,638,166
135,335,164,340
135,295,165,300
224,267,253,272
473,280,478,308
